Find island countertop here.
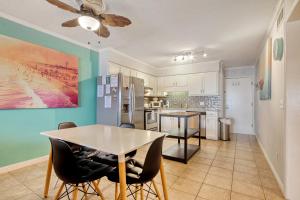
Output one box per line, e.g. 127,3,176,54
159,111,202,118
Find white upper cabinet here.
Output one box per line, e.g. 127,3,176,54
108,62,121,74
108,61,219,96
188,73,204,96
176,75,188,87
130,69,138,77
203,72,218,95
120,66,131,76
136,72,150,87
188,72,219,96
158,75,188,92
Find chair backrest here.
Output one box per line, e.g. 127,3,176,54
58,122,81,149
140,136,164,182
49,138,86,184
58,122,77,130
120,123,135,129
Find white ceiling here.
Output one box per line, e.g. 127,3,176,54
0,0,278,68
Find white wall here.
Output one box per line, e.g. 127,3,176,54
285,17,300,200
254,3,286,192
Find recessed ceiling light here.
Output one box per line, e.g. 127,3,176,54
203,53,208,58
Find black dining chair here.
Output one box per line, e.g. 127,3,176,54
107,136,165,200
50,138,113,200
91,123,137,166
58,122,97,158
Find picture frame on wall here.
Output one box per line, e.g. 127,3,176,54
0,34,79,109
258,37,272,100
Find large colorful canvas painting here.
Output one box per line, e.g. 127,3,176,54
0,34,78,109
258,38,272,100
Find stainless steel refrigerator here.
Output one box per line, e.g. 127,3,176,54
96,73,144,129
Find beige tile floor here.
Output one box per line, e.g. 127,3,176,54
0,134,286,200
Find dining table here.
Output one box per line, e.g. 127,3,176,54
41,124,169,200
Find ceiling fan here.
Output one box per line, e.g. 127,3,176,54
46,0,132,38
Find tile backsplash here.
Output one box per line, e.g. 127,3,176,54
166,92,188,108
166,92,221,112
188,96,221,111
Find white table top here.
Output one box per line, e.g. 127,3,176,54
41,124,165,156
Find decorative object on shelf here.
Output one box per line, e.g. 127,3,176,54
273,38,284,61
0,34,79,109
46,0,131,38
257,37,272,100
173,50,208,63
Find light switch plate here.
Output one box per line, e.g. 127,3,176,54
200,101,205,106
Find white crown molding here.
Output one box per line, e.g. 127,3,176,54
158,60,221,71
0,11,99,51
224,65,255,70
0,155,48,175
255,0,284,66
99,47,158,70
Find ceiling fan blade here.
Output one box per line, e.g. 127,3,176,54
62,18,79,27
46,0,81,14
95,24,110,38
100,14,131,27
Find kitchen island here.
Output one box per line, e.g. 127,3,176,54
159,111,201,164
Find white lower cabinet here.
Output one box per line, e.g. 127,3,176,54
205,112,219,140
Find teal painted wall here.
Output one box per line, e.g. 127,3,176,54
0,17,99,167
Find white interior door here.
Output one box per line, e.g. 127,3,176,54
225,78,254,134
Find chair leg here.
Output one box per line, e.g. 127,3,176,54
151,181,162,200
92,181,105,200
135,184,139,200
73,185,78,200
54,182,65,200
115,183,119,200
140,184,144,200
82,183,88,200
96,179,101,185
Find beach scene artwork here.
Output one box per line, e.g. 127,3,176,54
0,34,79,109
258,37,272,100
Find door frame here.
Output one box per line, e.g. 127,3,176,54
224,77,255,135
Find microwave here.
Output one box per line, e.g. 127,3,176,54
150,101,162,108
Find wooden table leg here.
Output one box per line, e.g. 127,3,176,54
159,157,169,200
43,149,52,198
118,155,127,200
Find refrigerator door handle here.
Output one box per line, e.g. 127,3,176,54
129,83,134,123
132,84,135,122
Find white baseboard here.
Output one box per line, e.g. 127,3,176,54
0,155,48,175
256,135,286,197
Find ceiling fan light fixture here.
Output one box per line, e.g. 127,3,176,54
78,16,100,31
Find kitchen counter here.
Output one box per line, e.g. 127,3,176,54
160,107,206,111
159,111,202,118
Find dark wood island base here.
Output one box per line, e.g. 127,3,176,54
159,112,201,164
